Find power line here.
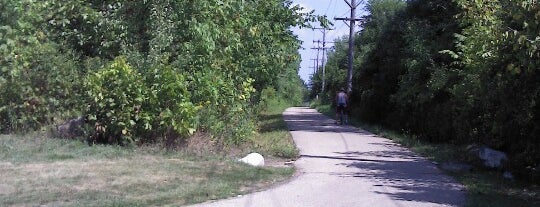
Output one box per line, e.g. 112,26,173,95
310,58,318,74
326,9,351,41
310,44,321,75
335,0,365,94
332,0,339,16
312,27,333,93
327,21,347,41
325,0,336,15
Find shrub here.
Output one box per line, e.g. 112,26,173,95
0,27,82,133
189,70,257,145
84,57,148,144
259,87,277,112
143,63,197,143
84,57,198,145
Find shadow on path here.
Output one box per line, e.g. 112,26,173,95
283,107,370,134
342,158,464,206
301,152,464,206
286,107,465,207
191,107,466,207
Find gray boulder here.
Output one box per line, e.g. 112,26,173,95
56,117,85,139
468,145,508,168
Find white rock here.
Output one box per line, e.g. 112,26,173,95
238,153,265,167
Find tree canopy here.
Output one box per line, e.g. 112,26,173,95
311,0,539,181
0,0,315,144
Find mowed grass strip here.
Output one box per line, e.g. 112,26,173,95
0,133,293,207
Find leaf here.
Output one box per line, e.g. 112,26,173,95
188,128,196,135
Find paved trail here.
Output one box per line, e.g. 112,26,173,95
192,107,466,207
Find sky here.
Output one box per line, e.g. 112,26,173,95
291,0,368,84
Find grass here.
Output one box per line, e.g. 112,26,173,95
249,98,300,160
0,100,298,207
313,102,539,207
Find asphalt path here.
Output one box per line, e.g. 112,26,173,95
191,107,466,207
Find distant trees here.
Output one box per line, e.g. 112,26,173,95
0,0,313,144
312,0,539,180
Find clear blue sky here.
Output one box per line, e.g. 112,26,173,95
291,0,367,84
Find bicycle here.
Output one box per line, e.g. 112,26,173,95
336,104,347,125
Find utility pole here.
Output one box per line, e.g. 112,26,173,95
309,66,316,77
335,0,364,94
310,58,318,74
310,41,321,73
312,28,333,93
311,40,321,80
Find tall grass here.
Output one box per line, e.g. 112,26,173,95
249,96,299,160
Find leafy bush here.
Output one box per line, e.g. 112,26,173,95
0,26,82,133
143,63,197,142
84,57,198,144
189,70,257,145
84,57,148,144
259,87,277,112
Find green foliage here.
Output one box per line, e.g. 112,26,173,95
1,0,316,146
312,0,540,182
451,0,540,177
162,0,311,144
84,57,148,144
187,70,257,145
145,64,197,140
259,87,278,112
251,92,299,159
0,1,83,133
84,57,197,144
274,61,307,106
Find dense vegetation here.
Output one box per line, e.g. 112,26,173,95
0,0,312,145
311,0,539,181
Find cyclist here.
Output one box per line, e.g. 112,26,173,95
335,88,348,125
